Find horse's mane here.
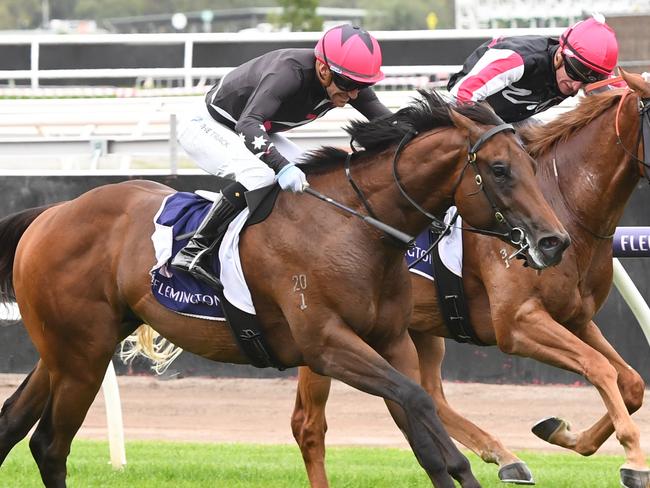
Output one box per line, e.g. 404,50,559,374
300,89,504,174
520,90,623,158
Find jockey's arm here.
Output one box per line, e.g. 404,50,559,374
449,49,525,103
235,74,299,173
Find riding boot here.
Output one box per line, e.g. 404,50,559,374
171,181,248,289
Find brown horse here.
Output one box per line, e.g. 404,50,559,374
291,71,650,488
0,91,568,488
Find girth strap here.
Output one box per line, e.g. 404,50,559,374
217,289,285,370
431,230,486,346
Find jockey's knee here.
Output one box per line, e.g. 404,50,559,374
237,165,276,191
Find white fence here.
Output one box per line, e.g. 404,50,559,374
0,29,565,89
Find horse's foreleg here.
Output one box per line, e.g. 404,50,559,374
295,318,469,488
378,332,480,488
535,321,645,456
291,366,332,488
0,359,50,465
410,331,534,485
495,309,649,486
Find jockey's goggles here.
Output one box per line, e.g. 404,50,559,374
331,71,374,92
563,53,608,84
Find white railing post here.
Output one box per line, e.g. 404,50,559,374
612,258,650,347
101,361,127,469
184,39,193,89
30,40,40,89
169,113,178,175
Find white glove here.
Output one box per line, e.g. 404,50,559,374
277,164,309,193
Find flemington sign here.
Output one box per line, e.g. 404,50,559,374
614,227,650,257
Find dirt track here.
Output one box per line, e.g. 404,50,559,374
1,374,648,454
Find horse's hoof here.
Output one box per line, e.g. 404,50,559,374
531,416,566,443
498,462,535,484
620,468,650,488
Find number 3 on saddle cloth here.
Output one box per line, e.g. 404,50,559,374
149,188,285,369
405,207,486,346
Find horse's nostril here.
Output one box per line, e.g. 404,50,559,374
539,235,571,257
539,236,561,252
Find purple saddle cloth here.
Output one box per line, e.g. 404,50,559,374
151,192,225,320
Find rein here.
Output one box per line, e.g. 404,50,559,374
614,90,650,181
588,76,650,181
345,148,378,219
407,211,459,270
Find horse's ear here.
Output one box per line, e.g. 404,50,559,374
448,107,480,138
619,68,650,97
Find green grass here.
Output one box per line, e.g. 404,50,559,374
0,440,633,487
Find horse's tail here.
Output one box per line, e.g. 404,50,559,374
120,324,184,375
0,205,57,303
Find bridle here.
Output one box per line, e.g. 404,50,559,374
346,119,530,258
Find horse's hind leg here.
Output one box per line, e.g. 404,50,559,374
411,331,534,485
29,345,115,488
0,360,50,465
22,303,120,488
291,367,332,488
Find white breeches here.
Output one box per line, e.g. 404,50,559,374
177,104,304,190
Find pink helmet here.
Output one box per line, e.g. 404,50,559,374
559,16,618,83
314,24,385,85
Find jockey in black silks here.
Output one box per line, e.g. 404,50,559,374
447,15,620,123
172,24,391,289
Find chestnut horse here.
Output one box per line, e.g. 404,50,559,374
0,91,568,488
291,71,650,488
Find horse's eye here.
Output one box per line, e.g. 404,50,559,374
491,163,509,179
